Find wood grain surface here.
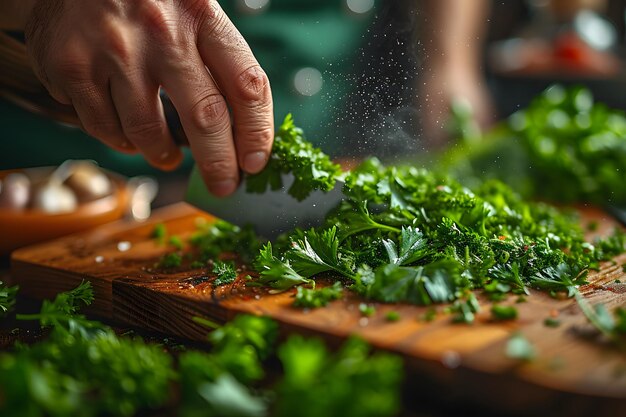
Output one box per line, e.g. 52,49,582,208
10,203,626,415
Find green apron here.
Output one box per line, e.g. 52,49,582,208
0,0,376,175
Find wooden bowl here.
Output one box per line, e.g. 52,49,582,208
0,167,129,256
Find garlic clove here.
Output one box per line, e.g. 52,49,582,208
63,161,112,203
32,182,78,214
0,173,31,210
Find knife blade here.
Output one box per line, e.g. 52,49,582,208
184,165,344,239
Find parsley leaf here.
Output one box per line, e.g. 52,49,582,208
212,261,238,287
253,243,313,291
0,281,18,316
293,282,343,309
246,114,342,201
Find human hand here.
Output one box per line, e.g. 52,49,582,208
25,0,273,196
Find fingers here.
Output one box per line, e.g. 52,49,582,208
110,73,182,170
66,77,134,154
196,2,273,175
158,54,239,196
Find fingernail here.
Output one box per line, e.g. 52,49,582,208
244,151,267,174
209,179,237,197
160,151,170,161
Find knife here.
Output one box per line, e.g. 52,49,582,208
184,166,345,239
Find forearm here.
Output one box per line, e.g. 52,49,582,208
419,0,490,72
0,0,36,31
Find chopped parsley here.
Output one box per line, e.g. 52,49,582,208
151,222,167,244
212,260,238,287
385,311,401,322
506,333,536,361
544,317,561,328
169,235,184,250
1,284,402,417
359,303,376,317
246,114,342,201
293,282,343,309
490,305,518,321
0,281,18,317
158,252,183,269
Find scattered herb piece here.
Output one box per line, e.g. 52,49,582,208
169,235,184,250
421,308,437,322
544,317,561,328
212,261,238,287
0,281,18,316
491,305,518,321
449,293,480,324
190,220,262,264
158,252,183,269
359,303,376,317
190,260,205,269
293,282,343,309
152,222,167,244
385,311,401,322
506,333,536,361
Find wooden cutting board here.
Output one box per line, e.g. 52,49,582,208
10,203,626,415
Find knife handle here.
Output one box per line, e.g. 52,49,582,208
0,31,189,146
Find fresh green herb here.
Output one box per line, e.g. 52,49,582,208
506,333,536,361
576,293,626,348
0,281,18,316
190,260,205,269
169,235,184,250
152,222,167,244
449,293,480,324
421,308,437,322
359,303,376,317
385,311,401,322
190,220,262,264
491,305,518,321
293,282,343,309
444,85,626,206
211,260,238,287
1,284,403,417
246,129,610,316
274,336,402,417
253,243,313,292
16,280,101,337
246,114,342,201
158,252,183,269
544,317,561,328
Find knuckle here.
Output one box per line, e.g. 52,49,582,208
85,119,121,140
102,19,134,65
184,0,226,39
235,65,271,103
189,94,229,133
139,0,177,44
201,158,235,178
244,126,274,149
123,118,166,145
